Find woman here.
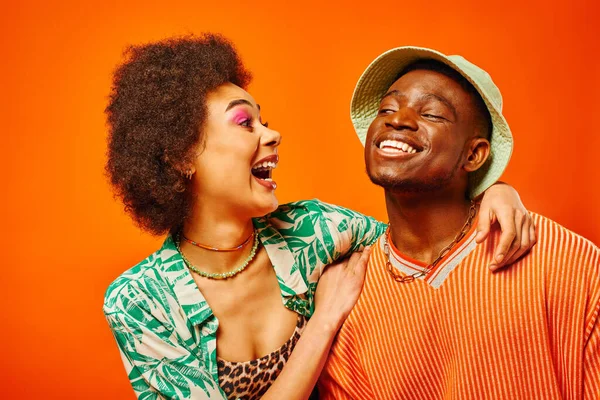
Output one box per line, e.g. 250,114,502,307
103,34,535,400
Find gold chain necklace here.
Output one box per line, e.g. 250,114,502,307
175,231,260,280
383,202,478,283
181,230,254,252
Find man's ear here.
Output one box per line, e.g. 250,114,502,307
464,137,490,173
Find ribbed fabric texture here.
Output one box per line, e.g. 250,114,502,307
319,213,600,399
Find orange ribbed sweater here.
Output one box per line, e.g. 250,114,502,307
319,213,600,399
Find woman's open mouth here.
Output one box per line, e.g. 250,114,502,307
251,154,278,190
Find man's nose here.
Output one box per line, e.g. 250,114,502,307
385,107,419,131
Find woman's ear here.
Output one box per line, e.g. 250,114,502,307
180,165,196,180
164,151,196,179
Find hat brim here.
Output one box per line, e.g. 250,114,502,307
350,47,513,199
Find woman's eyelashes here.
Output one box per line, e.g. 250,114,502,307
231,110,269,129
240,118,269,129
237,117,270,129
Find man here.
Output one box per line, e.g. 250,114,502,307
318,47,600,398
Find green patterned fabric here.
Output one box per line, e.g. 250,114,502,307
104,200,386,399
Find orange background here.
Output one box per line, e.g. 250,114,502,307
2,0,599,398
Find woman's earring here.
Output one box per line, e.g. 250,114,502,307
184,170,193,179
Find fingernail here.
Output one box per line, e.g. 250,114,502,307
496,254,504,262
489,263,498,271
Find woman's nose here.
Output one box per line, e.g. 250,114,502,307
261,125,282,147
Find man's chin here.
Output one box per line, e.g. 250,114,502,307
367,172,448,194
368,171,410,190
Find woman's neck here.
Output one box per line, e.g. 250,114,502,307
179,201,257,275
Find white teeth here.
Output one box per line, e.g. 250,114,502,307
252,160,278,170
379,139,417,154
264,178,272,181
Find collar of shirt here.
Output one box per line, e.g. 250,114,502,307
382,216,480,289
158,215,310,329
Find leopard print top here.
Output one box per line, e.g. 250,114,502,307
217,314,308,400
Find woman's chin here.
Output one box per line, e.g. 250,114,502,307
252,194,279,217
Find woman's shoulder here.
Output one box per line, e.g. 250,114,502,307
103,243,172,316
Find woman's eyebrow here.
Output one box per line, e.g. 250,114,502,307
225,98,256,111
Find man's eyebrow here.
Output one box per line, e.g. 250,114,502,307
225,99,256,112
419,93,457,118
381,90,403,100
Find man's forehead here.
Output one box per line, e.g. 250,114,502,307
388,69,460,90
384,69,472,104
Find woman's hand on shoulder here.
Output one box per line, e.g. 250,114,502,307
312,246,372,333
475,182,537,271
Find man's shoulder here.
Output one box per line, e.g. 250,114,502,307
529,212,598,257
517,212,600,283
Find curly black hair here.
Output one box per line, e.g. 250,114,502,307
105,34,252,235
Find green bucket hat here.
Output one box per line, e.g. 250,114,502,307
350,46,513,199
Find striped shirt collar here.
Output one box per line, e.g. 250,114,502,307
379,217,479,289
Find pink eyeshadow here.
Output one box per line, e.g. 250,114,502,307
231,110,251,124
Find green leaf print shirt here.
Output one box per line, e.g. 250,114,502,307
103,200,386,399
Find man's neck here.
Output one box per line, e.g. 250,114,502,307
385,189,474,265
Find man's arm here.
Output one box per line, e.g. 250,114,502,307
583,251,600,399
584,304,600,399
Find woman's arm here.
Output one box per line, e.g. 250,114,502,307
284,185,535,275
104,298,222,399
105,248,371,400
262,247,372,400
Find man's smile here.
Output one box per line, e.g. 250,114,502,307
373,134,424,159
